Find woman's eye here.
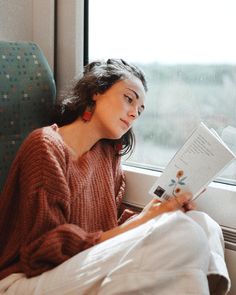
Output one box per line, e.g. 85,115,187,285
124,94,133,103
138,109,143,116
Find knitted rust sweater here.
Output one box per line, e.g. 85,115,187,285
0,124,132,279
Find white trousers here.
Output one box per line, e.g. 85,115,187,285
0,211,230,295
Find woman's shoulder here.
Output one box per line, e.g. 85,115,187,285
24,124,63,148
96,140,121,167
96,140,115,156
18,124,66,160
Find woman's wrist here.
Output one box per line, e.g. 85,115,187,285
98,213,147,243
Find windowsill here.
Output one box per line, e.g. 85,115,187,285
123,164,236,229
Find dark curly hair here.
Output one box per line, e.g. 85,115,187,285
54,58,147,156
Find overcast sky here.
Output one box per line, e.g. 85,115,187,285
89,0,236,64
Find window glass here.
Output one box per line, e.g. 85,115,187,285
89,0,236,185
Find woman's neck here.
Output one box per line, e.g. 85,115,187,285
58,119,100,160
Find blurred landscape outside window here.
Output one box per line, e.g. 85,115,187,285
89,0,236,185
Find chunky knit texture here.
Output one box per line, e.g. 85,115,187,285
0,124,133,279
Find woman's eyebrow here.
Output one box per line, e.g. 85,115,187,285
127,88,139,99
127,88,145,110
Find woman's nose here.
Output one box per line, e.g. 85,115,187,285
128,106,139,119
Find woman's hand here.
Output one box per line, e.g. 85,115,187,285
138,192,195,223
99,192,196,244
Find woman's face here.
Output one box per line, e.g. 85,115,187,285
92,76,146,139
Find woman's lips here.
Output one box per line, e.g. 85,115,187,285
120,119,130,129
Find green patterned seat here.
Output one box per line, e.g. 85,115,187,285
0,41,56,192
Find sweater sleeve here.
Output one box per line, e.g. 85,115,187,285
20,189,102,277
17,130,102,277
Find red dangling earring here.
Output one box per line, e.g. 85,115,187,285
82,103,95,122
82,109,92,121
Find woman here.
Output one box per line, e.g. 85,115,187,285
0,59,230,294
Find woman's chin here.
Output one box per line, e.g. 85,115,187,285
105,132,124,140
102,126,129,140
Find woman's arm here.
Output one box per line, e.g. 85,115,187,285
3,129,102,278
99,193,193,243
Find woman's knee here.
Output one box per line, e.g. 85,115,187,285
135,211,210,272
187,210,224,243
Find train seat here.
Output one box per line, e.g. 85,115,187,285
0,41,56,191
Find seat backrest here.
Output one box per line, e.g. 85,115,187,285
0,41,56,191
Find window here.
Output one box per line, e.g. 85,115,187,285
88,0,236,185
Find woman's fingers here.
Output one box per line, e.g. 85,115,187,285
176,192,192,203
183,200,196,211
140,192,194,222
161,192,193,212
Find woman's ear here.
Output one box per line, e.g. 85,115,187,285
92,93,100,101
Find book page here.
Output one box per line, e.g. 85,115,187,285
149,122,236,201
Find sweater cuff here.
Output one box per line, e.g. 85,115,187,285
85,230,103,248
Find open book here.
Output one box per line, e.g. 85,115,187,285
149,122,236,201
